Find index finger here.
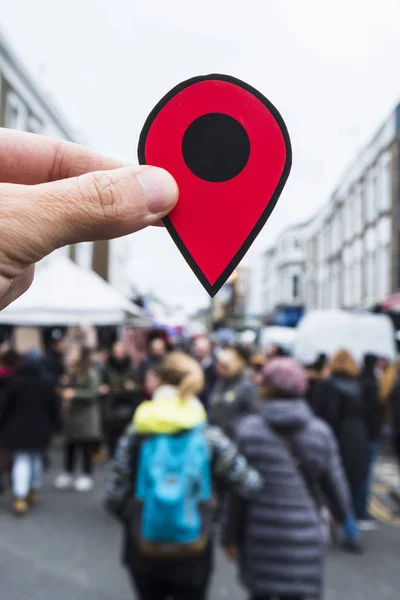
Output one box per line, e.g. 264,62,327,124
0,128,128,185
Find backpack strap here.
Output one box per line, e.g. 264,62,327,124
272,424,321,510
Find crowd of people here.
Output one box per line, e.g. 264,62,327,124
0,328,399,600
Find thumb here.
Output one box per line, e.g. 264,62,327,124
1,165,178,270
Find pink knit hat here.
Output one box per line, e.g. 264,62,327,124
261,357,308,398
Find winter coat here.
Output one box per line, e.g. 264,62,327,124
361,371,382,441
63,368,102,442
105,385,263,588
42,350,65,386
102,357,139,425
305,369,322,411
198,357,218,412
313,374,369,486
0,368,14,423
0,362,60,451
388,378,400,436
209,373,260,437
222,399,352,600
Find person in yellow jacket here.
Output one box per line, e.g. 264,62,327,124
105,352,263,600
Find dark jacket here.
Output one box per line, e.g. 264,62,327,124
105,413,263,587
361,370,382,441
222,399,352,599
305,369,322,412
42,350,65,386
388,378,400,436
0,368,14,422
198,357,218,412
102,356,139,424
209,373,260,436
63,368,102,442
0,361,60,451
313,375,369,486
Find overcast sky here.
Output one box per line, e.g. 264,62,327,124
2,0,400,311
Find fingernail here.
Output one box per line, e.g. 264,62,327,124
137,168,178,214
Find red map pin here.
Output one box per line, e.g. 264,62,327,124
138,74,292,297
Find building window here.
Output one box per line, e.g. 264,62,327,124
4,90,28,130
380,157,391,212
366,172,377,224
354,187,362,234
292,274,300,300
373,174,379,218
294,238,301,249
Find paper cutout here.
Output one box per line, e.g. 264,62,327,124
138,74,292,297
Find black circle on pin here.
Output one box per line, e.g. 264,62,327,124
181,113,250,182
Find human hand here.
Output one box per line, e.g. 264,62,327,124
124,380,136,391
0,129,178,309
62,388,75,401
99,384,111,395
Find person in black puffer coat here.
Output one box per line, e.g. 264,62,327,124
0,350,60,515
222,357,360,600
313,349,369,521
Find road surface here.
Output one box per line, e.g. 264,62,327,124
1,452,400,600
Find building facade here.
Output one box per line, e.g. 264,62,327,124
261,221,310,314
0,30,133,296
250,103,400,317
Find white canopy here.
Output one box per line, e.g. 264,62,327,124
0,257,149,326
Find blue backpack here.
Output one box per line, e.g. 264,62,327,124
134,426,212,558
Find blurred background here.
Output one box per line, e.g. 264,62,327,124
1,2,400,599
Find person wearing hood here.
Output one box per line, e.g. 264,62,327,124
222,357,360,600
105,351,263,600
209,346,260,438
99,342,138,456
312,350,370,524
0,350,61,515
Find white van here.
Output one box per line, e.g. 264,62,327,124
293,309,396,365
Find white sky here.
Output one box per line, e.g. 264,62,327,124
2,0,400,311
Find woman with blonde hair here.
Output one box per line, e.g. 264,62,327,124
105,351,263,600
313,349,369,522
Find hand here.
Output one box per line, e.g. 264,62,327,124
99,384,111,395
0,129,178,309
124,380,136,391
62,388,75,401
224,545,238,562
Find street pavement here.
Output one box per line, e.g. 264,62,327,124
1,453,400,600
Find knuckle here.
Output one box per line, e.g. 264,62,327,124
83,172,124,223
48,140,70,181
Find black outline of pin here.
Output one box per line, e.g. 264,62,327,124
138,74,292,297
